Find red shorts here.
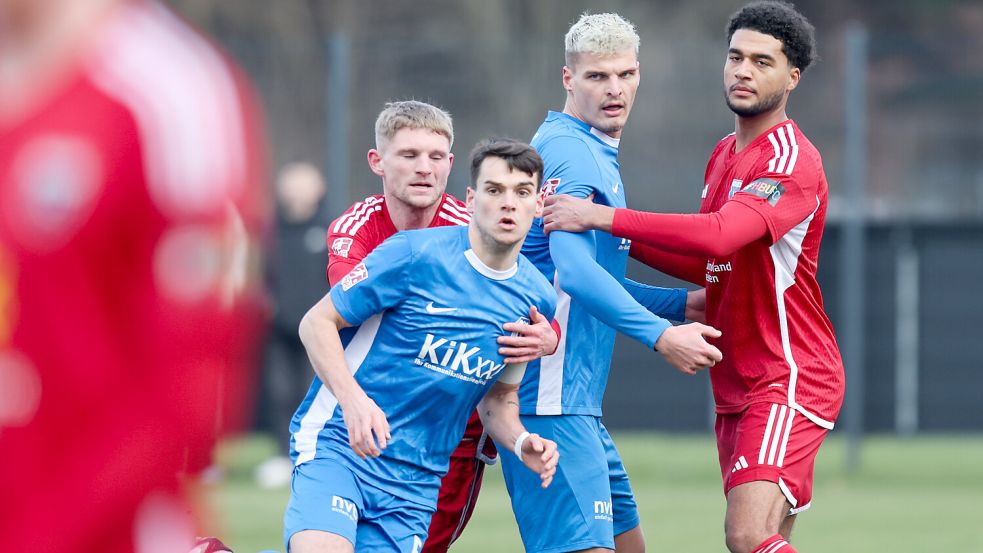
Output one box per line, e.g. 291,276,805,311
423,417,497,553
715,402,829,514
423,453,486,552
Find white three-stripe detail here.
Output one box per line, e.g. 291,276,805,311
758,404,779,465
760,540,789,553
333,197,384,234
758,403,796,467
765,123,800,176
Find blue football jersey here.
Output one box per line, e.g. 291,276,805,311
289,225,556,508
520,111,673,416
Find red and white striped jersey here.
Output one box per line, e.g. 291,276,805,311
326,193,470,285
701,120,844,428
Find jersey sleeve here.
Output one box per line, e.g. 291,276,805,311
622,279,687,322
329,232,412,325
539,136,605,200
327,222,377,285
549,230,671,348
729,164,821,244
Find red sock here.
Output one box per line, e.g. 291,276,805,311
752,533,798,553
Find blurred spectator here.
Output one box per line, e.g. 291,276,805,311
255,162,329,488
0,0,267,551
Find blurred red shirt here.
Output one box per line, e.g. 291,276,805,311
0,1,267,551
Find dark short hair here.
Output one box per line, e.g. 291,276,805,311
726,1,817,72
469,138,544,190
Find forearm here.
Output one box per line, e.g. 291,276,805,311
477,385,526,452
630,242,707,285
550,231,670,348
623,278,687,322
612,201,769,258
298,298,360,401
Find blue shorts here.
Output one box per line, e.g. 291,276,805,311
283,457,433,552
499,415,640,553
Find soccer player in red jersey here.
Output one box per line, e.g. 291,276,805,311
324,100,559,552
0,0,267,551
541,3,844,552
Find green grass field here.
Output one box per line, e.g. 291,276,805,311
204,433,983,552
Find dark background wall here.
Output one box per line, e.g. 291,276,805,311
167,0,983,433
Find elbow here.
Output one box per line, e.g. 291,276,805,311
555,262,591,299
298,306,318,348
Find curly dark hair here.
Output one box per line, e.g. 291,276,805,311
726,1,817,72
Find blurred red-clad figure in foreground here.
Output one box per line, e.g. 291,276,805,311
0,0,268,551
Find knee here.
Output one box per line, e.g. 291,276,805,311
724,524,765,553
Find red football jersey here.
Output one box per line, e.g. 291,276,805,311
326,193,494,459
701,120,844,428
0,2,266,551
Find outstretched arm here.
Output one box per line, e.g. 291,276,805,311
478,379,559,488
542,195,769,257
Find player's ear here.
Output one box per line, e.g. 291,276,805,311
534,187,545,219
447,152,454,170
562,65,574,92
465,186,475,213
787,66,801,93
367,149,384,177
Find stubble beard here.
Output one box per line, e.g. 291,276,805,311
725,86,785,118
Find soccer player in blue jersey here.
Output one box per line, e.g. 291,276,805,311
284,138,561,553
499,13,725,553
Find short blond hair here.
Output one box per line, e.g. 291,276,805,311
564,12,640,68
374,100,454,150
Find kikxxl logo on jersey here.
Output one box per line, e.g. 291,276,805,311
414,334,506,385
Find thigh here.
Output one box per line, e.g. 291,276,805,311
597,421,640,537
501,415,616,553
356,485,434,553
720,403,828,513
283,458,364,551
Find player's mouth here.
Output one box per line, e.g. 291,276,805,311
601,102,625,116
729,84,755,98
408,182,434,190
498,216,517,230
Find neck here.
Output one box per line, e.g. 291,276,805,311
467,224,520,272
385,193,441,231
0,0,119,122
734,107,788,152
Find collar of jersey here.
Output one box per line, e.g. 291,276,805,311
548,111,621,150
464,249,517,280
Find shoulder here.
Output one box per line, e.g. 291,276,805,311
518,255,556,300
710,132,736,158
433,194,470,227
331,195,386,236
84,1,258,218
754,121,824,178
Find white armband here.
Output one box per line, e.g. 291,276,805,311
513,431,531,459
497,362,527,385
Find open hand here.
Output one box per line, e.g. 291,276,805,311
518,433,560,488
498,307,558,363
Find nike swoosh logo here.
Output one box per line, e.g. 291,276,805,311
426,302,457,314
